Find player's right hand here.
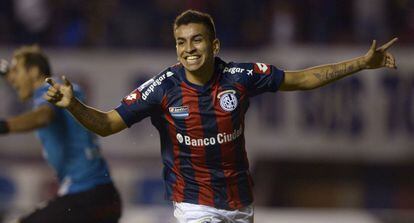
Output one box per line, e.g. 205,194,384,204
44,76,74,108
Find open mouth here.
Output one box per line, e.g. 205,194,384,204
185,55,201,64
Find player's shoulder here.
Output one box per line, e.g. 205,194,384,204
218,58,256,80
135,64,181,100
219,58,276,77
222,61,252,75
144,64,179,89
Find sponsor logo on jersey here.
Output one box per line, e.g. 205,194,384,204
253,62,271,75
140,71,173,100
138,79,154,92
223,66,245,74
166,71,174,77
217,89,238,112
176,125,243,147
123,89,141,105
169,106,189,119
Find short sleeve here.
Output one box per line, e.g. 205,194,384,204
115,77,163,127
243,62,285,96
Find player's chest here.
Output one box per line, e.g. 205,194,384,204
163,84,247,121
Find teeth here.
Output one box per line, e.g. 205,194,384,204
187,56,199,60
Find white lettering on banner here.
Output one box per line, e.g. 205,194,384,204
176,126,243,147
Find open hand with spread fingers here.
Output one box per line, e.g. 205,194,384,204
363,37,398,69
44,76,74,108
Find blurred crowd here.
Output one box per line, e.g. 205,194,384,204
0,0,413,48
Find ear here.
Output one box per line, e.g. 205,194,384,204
28,66,41,80
213,39,220,56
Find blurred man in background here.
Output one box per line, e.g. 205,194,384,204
44,10,397,223
0,46,121,223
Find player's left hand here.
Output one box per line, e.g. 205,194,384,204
363,37,398,69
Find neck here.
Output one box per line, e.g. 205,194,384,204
185,60,215,86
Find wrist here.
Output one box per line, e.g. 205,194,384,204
356,56,368,70
0,120,10,134
67,97,77,111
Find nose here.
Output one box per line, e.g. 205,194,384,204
184,41,195,53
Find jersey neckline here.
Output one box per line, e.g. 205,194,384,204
179,57,223,92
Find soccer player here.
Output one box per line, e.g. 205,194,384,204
44,10,397,223
0,46,121,223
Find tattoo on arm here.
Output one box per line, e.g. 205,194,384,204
70,104,109,132
312,63,360,82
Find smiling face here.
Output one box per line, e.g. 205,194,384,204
174,23,220,80
6,57,36,101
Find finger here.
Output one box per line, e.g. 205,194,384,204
370,39,377,51
46,90,60,98
386,53,397,69
43,93,51,101
45,78,57,87
389,60,397,69
46,86,59,94
45,82,59,92
386,55,394,65
62,75,72,87
385,58,396,69
44,93,59,102
378,37,398,52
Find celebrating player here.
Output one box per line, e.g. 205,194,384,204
0,46,121,223
44,10,397,223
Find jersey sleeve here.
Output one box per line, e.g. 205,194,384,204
115,76,163,127
237,62,285,97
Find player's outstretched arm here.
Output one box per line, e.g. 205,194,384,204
44,76,127,136
280,38,398,91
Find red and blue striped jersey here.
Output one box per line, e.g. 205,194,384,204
115,57,284,210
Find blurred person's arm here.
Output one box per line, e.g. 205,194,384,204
280,38,397,91
0,105,55,134
44,77,127,137
0,59,56,134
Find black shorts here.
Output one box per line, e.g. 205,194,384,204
20,183,122,223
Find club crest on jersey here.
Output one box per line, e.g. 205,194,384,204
253,62,271,75
169,106,189,119
217,90,238,112
123,89,141,105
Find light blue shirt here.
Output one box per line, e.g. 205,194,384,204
33,83,112,195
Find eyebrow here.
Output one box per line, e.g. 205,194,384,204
176,34,204,41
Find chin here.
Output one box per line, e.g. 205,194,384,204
183,63,202,72
19,92,31,102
